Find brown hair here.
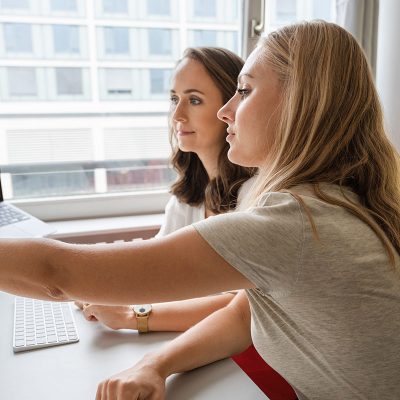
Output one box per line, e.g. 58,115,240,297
243,21,400,264
169,47,255,214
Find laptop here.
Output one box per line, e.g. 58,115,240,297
0,172,56,238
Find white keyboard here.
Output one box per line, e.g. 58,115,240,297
13,297,79,353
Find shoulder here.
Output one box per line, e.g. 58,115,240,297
166,195,203,216
193,191,305,292
237,176,257,204
195,191,304,246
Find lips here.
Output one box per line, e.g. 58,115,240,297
176,130,195,136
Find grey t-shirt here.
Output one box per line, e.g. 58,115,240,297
193,185,400,400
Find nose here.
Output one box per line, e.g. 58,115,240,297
171,100,188,123
217,96,235,124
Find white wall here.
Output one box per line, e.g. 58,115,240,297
376,0,400,151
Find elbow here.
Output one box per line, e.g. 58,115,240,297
42,239,70,301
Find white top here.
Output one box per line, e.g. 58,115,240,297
194,184,400,400
156,177,255,237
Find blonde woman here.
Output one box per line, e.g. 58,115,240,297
1,21,400,400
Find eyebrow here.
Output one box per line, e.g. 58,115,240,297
237,72,255,82
170,89,205,95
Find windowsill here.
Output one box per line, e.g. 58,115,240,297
48,213,164,243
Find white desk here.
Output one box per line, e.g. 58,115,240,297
0,292,268,399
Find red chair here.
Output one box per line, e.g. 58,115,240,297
232,345,298,400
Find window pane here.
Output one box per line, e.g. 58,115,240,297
194,0,216,17
103,0,127,13
193,30,217,46
4,23,32,53
12,171,95,198
276,0,297,23
53,25,79,53
150,69,171,94
1,0,29,9
56,68,83,95
8,67,37,96
51,0,77,11
104,27,129,54
148,29,171,55
105,69,132,95
147,0,170,16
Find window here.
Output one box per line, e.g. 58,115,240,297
4,23,32,53
0,0,243,220
275,0,297,24
147,0,170,16
192,30,217,47
194,0,216,17
104,27,129,55
8,67,36,97
51,0,77,12
55,68,83,95
12,171,95,198
150,69,171,94
102,0,127,14
105,68,133,96
148,29,172,56
53,25,79,54
0,0,29,9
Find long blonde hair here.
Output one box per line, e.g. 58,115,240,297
243,21,400,265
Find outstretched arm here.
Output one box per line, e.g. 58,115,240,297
96,291,252,400
0,226,254,304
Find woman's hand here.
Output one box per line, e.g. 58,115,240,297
75,302,136,330
96,357,166,400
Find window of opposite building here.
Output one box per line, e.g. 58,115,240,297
104,27,130,55
102,0,128,14
194,0,216,18
51,0,77,12
52,25,80,54
148,29,172,56
8,67,37,97
1,0,29,9
4,23,32,53
147,0,170,16
55,68,83,96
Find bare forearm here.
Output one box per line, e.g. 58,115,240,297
142,292,252,378
148,293,236,331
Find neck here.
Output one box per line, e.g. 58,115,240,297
197,151,219,180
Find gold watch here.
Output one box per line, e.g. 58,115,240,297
132,304,152,333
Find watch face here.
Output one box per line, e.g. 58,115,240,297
133,304,152,315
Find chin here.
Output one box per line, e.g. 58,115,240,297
227,149,243,166
227,149,257,168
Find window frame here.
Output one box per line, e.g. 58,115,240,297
1,0,250,222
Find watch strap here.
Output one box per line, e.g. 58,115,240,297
136,315,149,333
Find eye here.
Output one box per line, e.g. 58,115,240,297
170,95,179,105
237,88,250,99
189,97,201,105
